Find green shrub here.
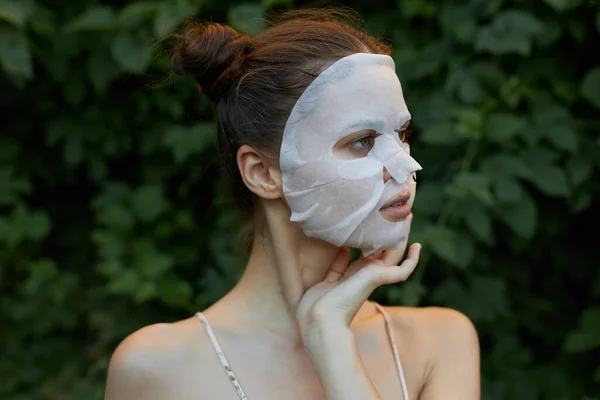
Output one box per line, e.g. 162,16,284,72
1,0,599,398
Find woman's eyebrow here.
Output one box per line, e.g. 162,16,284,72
343,118,387,133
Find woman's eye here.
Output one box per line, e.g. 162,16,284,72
350,134,376,150
395,127,414,143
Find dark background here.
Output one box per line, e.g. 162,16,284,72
1,0,599,398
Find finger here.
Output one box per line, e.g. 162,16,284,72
320,244,422,325
380,248,403,266
323,247,351,282
361,243,421,287
340,254,377,283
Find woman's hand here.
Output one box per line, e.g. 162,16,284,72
296,216,421,343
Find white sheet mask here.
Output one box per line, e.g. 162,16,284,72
279,53,422,255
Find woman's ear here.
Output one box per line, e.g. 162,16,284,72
237,144,283,200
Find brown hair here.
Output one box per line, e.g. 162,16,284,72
170,8,391,213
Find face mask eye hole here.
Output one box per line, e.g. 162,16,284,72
332,130,382,160
412,173,417,182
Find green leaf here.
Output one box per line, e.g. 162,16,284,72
468,276,509,321
535,19,563,48
569,191,592,214
426,226,475,268
484,112,525,143
456,172,491,189
581,67,600,109
439,3,476,44
386,281,427,307
0,26,33,81
158,279,193,308
493,176,524,203
153,2,199,37
565,18,586,41
455,107,483,139
117,2,161,28
398,0,438,18
420,122,459,145
465,208,494,246
480,153,533,180
132,240,173,278
532,165,569,196
23,259,58,296
474,10,544,56
107,269,140,296
458,79,484,105
543,0,583,12
406,41,450,81
1,203,51,246
110,30,153,73
63,136,84,165
228,3,265,36
0,166,30,206
521,148,569,196
532,104,579,152
431,276,508,322
543,124,579,153
566,156,593,187
449,172,492,201
499,75,523,110
412,182,445,216
65,5,115,32
500,193,537,239
0,0,35,28
93,231,126,260
471,61,506,89
564,306,600,352
163,123,216,163
88,49,121,94
131,185,169,222
261,0,293,8
96,203,134,231
473,0,503,17
63,72,87,105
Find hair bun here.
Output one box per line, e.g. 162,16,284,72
171,22,250,101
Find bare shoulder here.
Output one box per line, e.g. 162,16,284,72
387,306,480,399
105,317,211,399
388,305,478,347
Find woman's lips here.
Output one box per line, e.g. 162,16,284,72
379,190,412,221
380,202,412,220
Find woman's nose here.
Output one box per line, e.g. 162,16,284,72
383,167,392,183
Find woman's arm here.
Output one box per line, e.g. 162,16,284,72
418,308,480,400
295,243,421,400
304,323,383,400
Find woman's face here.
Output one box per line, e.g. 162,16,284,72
279,53,422,255
331,118,415,223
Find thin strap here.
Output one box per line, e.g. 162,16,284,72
373,302,410,400
195,312,248,400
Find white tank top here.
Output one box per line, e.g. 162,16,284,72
195,302,410,400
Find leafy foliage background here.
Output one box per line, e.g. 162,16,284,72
1,0,599,399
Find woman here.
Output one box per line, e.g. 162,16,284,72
105,9,480,400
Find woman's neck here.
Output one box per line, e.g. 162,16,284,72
206,201,376,343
